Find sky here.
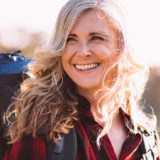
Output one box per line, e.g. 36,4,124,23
0,0,160,66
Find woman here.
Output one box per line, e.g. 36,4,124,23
4,0,159,160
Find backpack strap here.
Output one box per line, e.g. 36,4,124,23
140,128,159,160
46,128,77,160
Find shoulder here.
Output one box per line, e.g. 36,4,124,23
4,135,46,160
4,128,77,160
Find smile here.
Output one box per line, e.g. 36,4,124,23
74,63,100,71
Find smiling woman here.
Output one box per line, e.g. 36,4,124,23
62,9,119,93
3,0,160,160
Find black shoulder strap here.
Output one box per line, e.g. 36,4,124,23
46,128,77,160
140,129,159,160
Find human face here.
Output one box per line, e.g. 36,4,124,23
62,9,119,94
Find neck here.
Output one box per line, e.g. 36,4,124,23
77,87,99,107
77,87,110,125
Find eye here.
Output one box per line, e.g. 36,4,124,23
91,36,104,41
67,37,77,42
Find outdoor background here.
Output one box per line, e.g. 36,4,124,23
0,0,160,131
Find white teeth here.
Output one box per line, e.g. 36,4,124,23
75,63,98,70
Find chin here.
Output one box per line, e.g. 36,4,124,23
76,82,100,92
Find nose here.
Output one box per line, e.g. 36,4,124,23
77,42,91,57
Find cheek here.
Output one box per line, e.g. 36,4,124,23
61,51,74,76
64,43,78,54
92,44,115,60
62,46,76,65
62,46,73,64
97,49,119,68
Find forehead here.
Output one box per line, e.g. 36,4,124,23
70,9,116,34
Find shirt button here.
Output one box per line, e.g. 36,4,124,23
97,129,102,135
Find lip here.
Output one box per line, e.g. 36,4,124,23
73,62,100,65
73,63,101,73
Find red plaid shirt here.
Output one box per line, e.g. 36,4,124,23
75,100,159,160
4,97,160,160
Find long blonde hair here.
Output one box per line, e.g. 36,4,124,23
6,0,156,144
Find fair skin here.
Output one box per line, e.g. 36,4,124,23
62,9,128,158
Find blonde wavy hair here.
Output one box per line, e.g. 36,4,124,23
6,0,156,144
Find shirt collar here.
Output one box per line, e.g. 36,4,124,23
119,108,136,133
77,95,137,134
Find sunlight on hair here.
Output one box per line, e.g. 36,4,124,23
0,0,159,65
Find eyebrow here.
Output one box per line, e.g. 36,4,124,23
68,32,109,38
68,33,77,37
89,32,109,39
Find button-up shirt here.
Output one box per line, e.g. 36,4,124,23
75,99,153,160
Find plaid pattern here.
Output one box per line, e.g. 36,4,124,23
4,135,46,160
3,97,160,160
75,102,159,160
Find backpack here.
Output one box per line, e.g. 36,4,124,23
140,129,159,160
0,51,31,159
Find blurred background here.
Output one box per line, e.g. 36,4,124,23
0,0,160,131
